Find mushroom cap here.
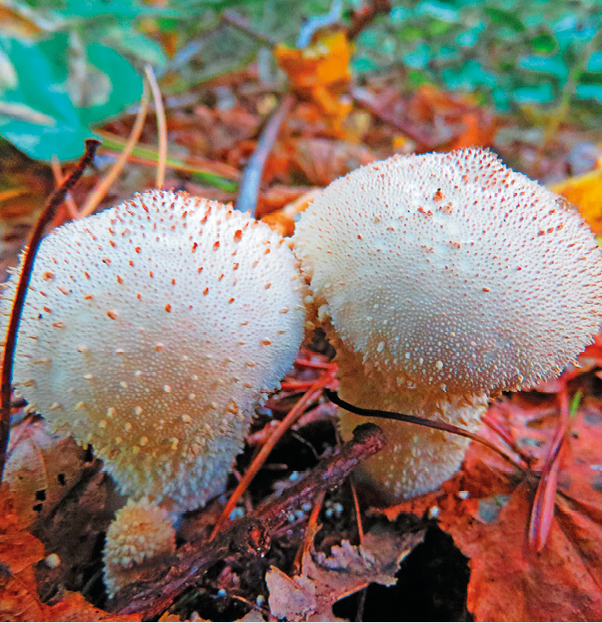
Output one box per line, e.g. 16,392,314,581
2,190,305,509
293,148,602,399
103,498,176,596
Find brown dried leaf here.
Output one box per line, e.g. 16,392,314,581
266,526,423,621
4,417,89,527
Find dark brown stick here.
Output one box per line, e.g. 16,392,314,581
0,139,100,482
110,423,385,618
234,94,295,217
326,389,528,473
346,0,392,41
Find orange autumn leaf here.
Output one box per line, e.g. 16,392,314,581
275,32,352,90
382,391,602,621
550,168,602,234
0,489,138,622
275,32,353,136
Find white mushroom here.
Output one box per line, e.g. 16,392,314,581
292,148,602,501
1,190,306,510
103,498,176,597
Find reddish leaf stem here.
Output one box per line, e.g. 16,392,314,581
0,139,100,482
528,389,570,551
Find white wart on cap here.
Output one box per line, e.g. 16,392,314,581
293,148,602,501
2,190,306,510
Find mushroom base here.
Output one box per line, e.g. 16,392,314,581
336,351,487,503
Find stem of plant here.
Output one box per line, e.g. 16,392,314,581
325,388,529,474
0,139,100,482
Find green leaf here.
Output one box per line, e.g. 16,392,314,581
0,32,142,161
530,32,557,54
485,7,527,33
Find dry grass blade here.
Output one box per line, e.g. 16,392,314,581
145,65,167,189
80,84,150,218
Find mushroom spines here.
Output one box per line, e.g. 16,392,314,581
293,148,602,399
103,498,176,597
3,190,306,509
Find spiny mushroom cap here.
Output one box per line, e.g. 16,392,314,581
104,498,176,569
2,190,305,510
103,498,176,596
293,148,602,399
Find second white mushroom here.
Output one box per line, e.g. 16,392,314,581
293,148,602,502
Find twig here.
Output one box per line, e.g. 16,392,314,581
221,10,276,48
210,361,336,539
346,0,392,41
325,389,529,474
110,423,385,618
80,84,150,218
145,65,167,189
0,139,100,482
50,157,80,220
234,93,295,217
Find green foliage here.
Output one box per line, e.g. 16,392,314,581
354,0,602,115
0,0,179,160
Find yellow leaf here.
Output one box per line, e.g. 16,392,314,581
0,5,42,39
550,167,602,233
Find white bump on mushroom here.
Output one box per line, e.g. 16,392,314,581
2,190,306,510
293,148,602,501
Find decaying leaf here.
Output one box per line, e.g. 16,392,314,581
550,167,602,233
0,489,136,622
4,416,90,527
384,390,602,621
266,526,424,621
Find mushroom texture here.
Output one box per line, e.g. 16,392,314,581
1,190,305,510
103,498,176,597
292,148,602,502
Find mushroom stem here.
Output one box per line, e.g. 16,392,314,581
334,340,487,502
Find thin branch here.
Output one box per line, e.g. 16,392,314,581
145,65,167,189
234,93,295,217
80,84,150,218
110,423,385,618
50,157,80,220
221,10,276,48
346,0,392,41
325,389,528,474
0,139,100,482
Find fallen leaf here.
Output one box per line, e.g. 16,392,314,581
275,32,353,137
383,391,602,621
4,416,90,527
0,489,136,621
550,168,602,233
266,526,423,621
